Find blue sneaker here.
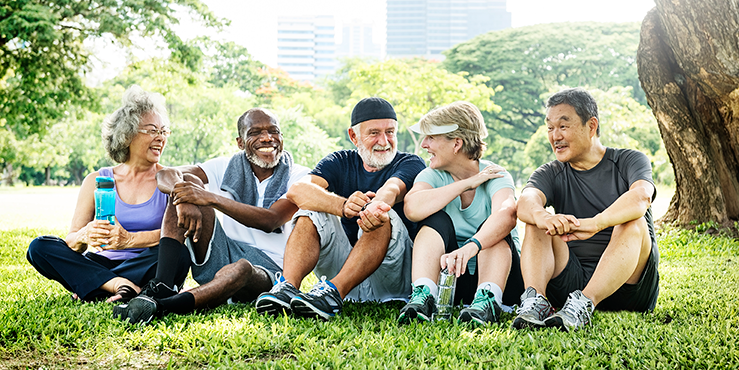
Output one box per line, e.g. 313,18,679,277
458,289,502,325
256,273,300,316
398,285,436,324
290,276,343,320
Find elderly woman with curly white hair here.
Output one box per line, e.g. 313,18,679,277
27,85,189,303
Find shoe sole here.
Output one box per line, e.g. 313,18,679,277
290,298,337,320
544,316,574,332
511,316,547,330
256,295,292,316
458,311,493,326
398,307,431,324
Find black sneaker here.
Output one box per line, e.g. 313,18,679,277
398,285,436,324
256,273,301,316
512,286,554,330
544,290,594,332
290,276,342,320
113,279,178,324
458,289,501,325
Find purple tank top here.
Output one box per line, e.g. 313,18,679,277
96,167,168,260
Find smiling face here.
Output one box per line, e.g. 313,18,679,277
238,113,283,169
420,134,458,170
349,119,398,172
546,103,597,166
130,112,167,164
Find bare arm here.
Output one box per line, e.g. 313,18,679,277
517,186,580,236
404,165,504,222
442,187,518,275
156,165,207,195
560,180,654,242
286,175,345,216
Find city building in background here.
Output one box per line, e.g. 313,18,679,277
336,20,383,61
277,15,336,81
386,0,511,59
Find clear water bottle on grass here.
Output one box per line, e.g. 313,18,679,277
94,176,116,225
434,267,457,322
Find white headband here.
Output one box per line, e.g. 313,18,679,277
408,122,459,135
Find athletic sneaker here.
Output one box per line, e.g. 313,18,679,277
113,278,178,324
290,276,343,320
398,285,436,324
458,289,502,325
544,290,594,332
255,273,300,316
512,286,555,329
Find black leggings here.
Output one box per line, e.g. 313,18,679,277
417,210,524,306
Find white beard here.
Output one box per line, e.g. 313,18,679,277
357,144,396,170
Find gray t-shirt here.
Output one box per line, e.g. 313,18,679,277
524,147,657,269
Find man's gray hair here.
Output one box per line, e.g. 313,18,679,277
546,87,600,136
101,85,170,163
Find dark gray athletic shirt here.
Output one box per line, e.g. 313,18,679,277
524,147,657,268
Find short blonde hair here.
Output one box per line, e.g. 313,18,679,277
417,101,488,160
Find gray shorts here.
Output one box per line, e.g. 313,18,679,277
186,219,281,286
294,208,413,302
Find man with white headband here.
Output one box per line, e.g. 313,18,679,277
256,97,426,320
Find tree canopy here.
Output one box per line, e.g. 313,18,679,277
0,0,222,138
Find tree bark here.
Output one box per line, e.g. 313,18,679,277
637,0,739,227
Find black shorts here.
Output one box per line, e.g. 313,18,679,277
546,241,660,312
418,210,524,306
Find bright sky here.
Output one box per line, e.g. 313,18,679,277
88,0,656,83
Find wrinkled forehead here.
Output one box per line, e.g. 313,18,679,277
139,111,165,128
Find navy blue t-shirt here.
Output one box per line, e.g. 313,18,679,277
524,147,658,270
311,150,426,245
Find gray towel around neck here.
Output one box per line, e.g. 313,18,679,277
220,150,294,212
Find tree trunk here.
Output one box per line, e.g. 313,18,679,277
637,0,739,227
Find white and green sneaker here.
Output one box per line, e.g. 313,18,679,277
398,285,436,324
458,289,501,325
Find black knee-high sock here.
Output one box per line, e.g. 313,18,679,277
158,291,196,314
156,237,188,288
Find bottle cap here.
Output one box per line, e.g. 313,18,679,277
95,176,115,189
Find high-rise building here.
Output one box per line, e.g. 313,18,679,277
277,16,336,82
336,20,383,60
386,0,511,59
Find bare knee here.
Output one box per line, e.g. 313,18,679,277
214,260,253,282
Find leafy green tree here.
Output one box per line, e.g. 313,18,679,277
276,106,341,169
0,0,222,138
201,39,265,94
444,22,643,146
522,86,672,184
343,58,500,154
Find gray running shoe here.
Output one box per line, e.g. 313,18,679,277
512,286,554,329
398,285,436,324
290,276,343,320
256,273,301,316
544,290,594,332
458,289,502,325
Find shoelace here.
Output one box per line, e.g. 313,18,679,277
271,273,293,292
408,286,430,305
561,293,592,323
307,276,334,297
469,290,493,310
516,293,542,314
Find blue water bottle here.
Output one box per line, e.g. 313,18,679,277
94,176,116,225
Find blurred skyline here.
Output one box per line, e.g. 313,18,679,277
87,0,657,84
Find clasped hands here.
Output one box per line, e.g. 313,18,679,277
171,180,213,243
342,190,392,232
77,218,132,252
538,213,600,242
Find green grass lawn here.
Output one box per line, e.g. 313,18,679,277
1,226,738,369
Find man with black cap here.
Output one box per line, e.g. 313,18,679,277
255,97,426,320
